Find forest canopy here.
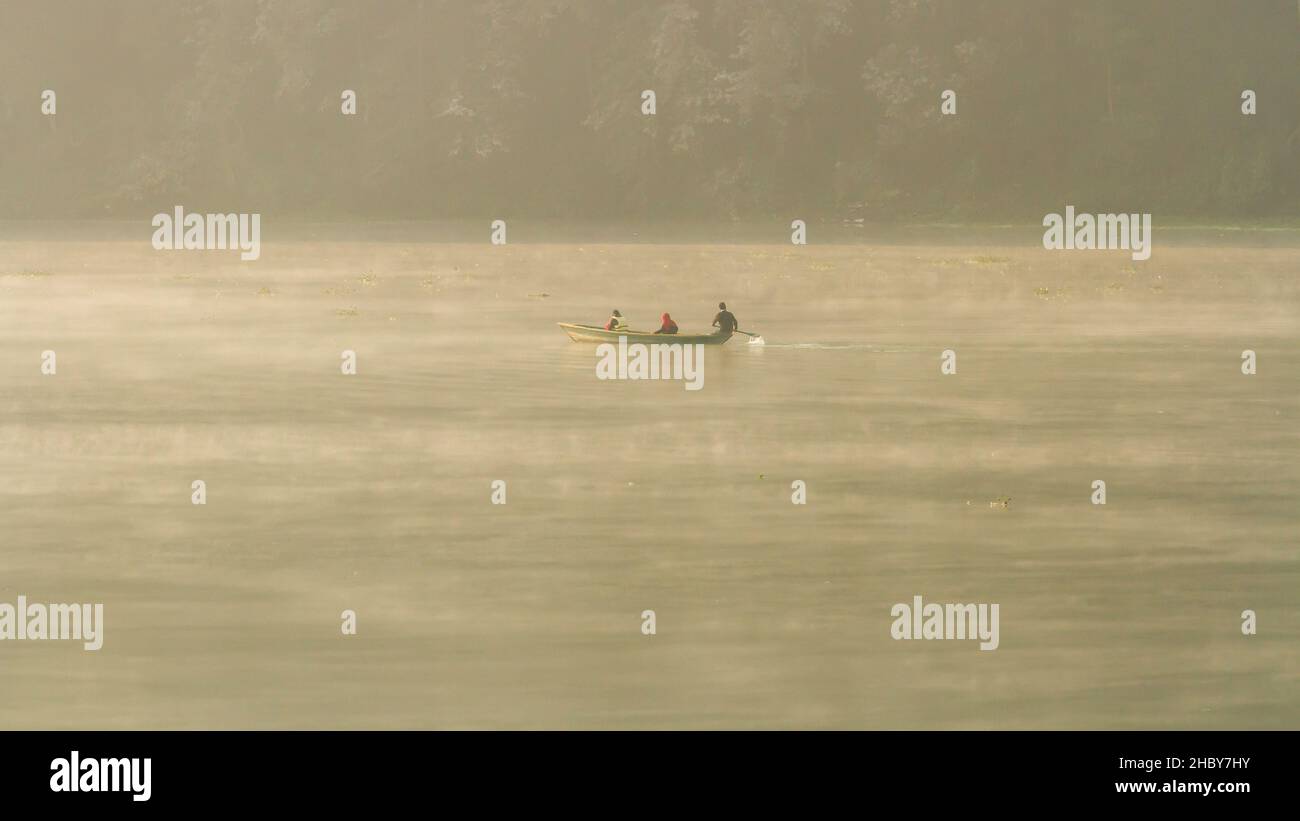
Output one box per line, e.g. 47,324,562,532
1,0,1297,221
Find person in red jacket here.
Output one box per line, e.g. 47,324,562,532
653,312,678,334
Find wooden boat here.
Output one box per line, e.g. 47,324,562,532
557,322,732,345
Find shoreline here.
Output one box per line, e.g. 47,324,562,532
2,218,1299,248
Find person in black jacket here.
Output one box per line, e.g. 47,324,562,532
712,302,738,334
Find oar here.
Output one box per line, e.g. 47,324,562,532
732,329,759,337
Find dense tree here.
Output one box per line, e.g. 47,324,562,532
0,0,1295,220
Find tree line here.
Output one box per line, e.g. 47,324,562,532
1,0,1296,221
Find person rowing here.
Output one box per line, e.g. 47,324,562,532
712,302,738,335
653,312,679,335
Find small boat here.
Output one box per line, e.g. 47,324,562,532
557,322,732,345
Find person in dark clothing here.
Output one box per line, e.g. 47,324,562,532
654,312,679,334
712,302,738,334
604,309,628,331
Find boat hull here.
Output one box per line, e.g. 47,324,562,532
557,323,732,345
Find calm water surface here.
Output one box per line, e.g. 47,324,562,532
1,231,1296,727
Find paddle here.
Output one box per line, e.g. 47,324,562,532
731,329,759,337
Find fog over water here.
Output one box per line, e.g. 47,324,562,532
1,227,1295,728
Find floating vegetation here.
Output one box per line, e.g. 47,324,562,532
335,307,358,317
358,273,378,286
989,496,1011,510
